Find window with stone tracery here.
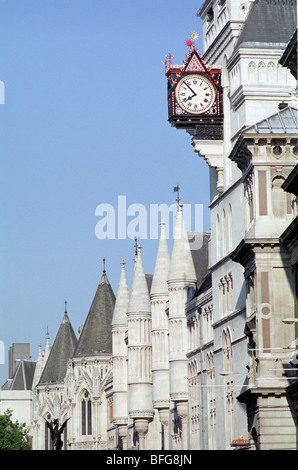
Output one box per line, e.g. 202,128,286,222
206,353,216,450
222,329,234,447
81,390,92,435
244,173,254,230
218,273,233,316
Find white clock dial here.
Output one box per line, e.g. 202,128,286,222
175,74,216,114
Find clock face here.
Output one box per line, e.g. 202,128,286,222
175,74,216,114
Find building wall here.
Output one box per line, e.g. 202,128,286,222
0,390,32,426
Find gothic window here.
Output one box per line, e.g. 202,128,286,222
81,390,92,435
258,62,266,81
245,173,254,229
44,414,53,450
222,329,234,446
109,400,113,425
202,305,213,343
267,62,275,81
206,353,216,450
248,61,256,81
225,383,234,446
219,274,233,316
222,329,232,374
247,272,256,317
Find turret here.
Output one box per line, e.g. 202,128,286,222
150,221,171,448
112,260,130,449
127,245,153,449
167,201,197,449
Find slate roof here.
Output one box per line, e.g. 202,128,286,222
74,271,116,356
235,0,297,50
38,311,78,385
242,105,298,134
1,360,36,390
190,232,210,290
229,106,298,171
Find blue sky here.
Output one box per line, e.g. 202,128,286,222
0,0,208,385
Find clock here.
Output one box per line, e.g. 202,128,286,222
175,74,216,115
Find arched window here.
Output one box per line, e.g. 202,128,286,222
267,61,275,82
222,329,234,446
44,414,53,450
248,61,256,81
82,390,92,435
222,329,232,373
258,62,266,81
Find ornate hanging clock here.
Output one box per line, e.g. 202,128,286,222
164,35,223,139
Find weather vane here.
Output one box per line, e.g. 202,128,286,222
173,184,180,203
134,236,138,257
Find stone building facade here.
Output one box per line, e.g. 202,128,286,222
2,0,297,451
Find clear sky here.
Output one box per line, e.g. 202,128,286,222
0,0,209,386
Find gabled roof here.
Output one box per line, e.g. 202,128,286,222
112,260,129,327
168,202,197,284
242,105,298,134
150,221,170,297
127,245,151,315
234,0,297,51
74,271,115,356
38,311,77,385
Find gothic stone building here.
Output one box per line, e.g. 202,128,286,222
5,0,298,450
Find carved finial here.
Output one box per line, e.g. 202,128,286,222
65,300,67,314
162,52,174,73
103,257,106,273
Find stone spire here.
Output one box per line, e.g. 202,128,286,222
167,201,197,449
168,201,197,284
112,260,129,327
127,244,151,316
150,221,171,449
38,306,77,385
112,260,130,449
150,220,170,297
32,330,52,389
74,267,116,356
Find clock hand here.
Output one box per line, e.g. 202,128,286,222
187,93,196,100
184,82,197,97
